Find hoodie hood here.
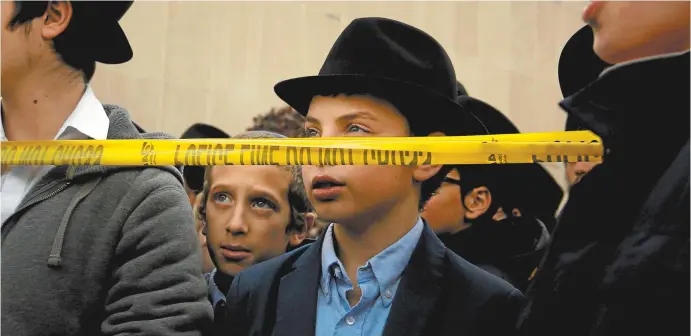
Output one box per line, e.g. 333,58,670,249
66,105,183,184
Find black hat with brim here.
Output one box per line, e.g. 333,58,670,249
565,115,588,131
12,1,134,64
275,17,488,137
65,1,135,64
180,123,231,192
456,81,469,97
181,123,231,140
456,95,564,219
276,76,488,137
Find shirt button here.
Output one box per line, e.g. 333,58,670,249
345,315,355,325
383,289,393,299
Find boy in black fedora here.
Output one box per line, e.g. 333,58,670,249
518,2,689,335
224,17,522,336
422,88,563,292
1,2,212,335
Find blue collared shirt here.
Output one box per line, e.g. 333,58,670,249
205,269,226,311
315,218,424,336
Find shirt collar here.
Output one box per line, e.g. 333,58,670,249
599,50,690,78
319,218,425,306
320,223,347,296
207,269,227,308
0,85,109,142
562,50,689,145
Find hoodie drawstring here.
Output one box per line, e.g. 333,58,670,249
47,176,103,268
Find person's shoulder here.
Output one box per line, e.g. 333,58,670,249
444,248,520,298
98,167,184,206
440,249,524,334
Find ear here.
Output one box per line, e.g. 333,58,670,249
463,186,492,220
288,212,314,246
198,204,209,237
41,1,73,40
303,212,316,233
201,218,209,236
492,207,507,221
412,131,445,182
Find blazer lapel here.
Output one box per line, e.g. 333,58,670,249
383,223,447,336
273,234,323,336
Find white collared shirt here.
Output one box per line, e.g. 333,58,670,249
0,86,110,224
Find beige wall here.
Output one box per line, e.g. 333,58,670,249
90,1,588,189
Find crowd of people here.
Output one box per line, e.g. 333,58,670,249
1,1,689,336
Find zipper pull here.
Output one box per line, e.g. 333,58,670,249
66,166,77,181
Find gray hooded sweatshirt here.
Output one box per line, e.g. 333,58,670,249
1,106,213,335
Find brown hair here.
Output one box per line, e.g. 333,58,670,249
246,106,306,138
197,131,312,233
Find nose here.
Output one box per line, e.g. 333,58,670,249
573,162,595,175
226,206,249,235
572,162,598,183
314,128,337,167
567,161,598,186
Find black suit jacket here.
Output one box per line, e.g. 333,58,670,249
222,224,524,336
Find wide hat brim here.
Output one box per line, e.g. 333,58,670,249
180,123,231,139
88,23,133,65
456,95,564,217
67,1,134,64
511,164,564,218
558,25,610,98
456,95,519,134
275,74,488,136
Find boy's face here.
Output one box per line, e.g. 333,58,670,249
1,1,29,96
1,1,70,96
193,195,215,274
421,169,466,234
205,165,304,277
565,161,599,188
585,1,690,64
303,95,430,226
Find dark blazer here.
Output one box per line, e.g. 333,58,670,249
223,223,524,336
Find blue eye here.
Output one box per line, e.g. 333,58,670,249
251,198,276,210
305,128,321,137
213,192,231,204
346,125,368,133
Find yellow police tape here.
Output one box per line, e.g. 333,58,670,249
0,131,603,166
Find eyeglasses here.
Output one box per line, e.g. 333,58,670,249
443,177,461,186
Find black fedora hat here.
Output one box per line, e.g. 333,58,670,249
456,95,564,220
274,17,487,136
565,114,588,131
63,1,135,64
180,123,230,140
558,25,611,131
12,1,134,64
180,123,231,192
